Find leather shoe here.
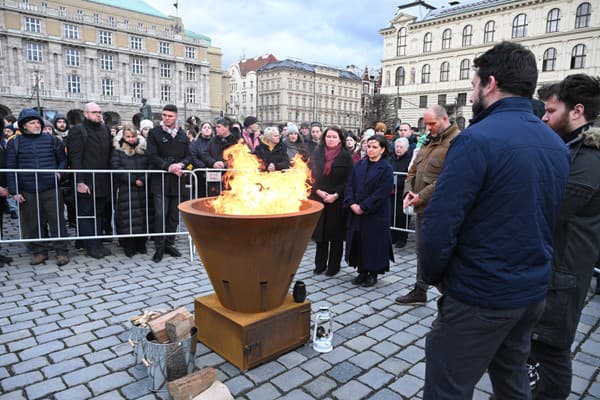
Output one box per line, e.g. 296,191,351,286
153,249,164,263
361,274,377,287
0,254,13,264
325,266,340,277
313,266,326,275
86,248,104,259
56,255,70,266
164,245,181,257
352,272,368,285
30,253,48,265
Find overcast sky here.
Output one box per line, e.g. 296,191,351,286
145,0,459,71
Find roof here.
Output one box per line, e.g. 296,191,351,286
257,59,361,81
420,0,516,22
184,29,212,45
89,0,169,19
238,54,278,77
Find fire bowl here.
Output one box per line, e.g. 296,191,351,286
179,198,323,313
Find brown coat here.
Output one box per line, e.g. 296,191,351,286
403,122,460,215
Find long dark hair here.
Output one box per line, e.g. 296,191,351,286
367,134,389,157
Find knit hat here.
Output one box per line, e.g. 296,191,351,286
243,116,258,128
363,128,375,139
43,119,54,129
300,122,310,129
139,119,153,131
287,122,299,134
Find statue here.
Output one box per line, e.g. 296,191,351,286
140,98,152,120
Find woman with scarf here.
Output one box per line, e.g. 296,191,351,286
284,124,308,163
254,126,290,171
309,126,354,276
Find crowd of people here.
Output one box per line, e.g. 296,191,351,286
0,40,598,400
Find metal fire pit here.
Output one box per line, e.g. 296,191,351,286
179,198,323,313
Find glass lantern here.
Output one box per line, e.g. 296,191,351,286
313,306,334,353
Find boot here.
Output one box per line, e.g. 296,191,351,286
395,287,427,304
352,272,368,285
361,273,377,287
325,265,340,277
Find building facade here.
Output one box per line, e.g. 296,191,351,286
380,0,599,131
226,54,277,121
256,59,362,133
0,0,227,126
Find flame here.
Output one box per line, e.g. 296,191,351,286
209,142,312,215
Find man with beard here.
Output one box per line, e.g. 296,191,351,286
528,74,600,399
418,42,570,399
68,102,112,259
52,113,69,141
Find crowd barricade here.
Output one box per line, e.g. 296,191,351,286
0,168,197,259
391,171,416,234
190,167,228,199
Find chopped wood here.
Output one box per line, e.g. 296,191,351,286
128,310,163,328
167,368,218,400
191,381,233,400
166,314,193,343
148,307,194,343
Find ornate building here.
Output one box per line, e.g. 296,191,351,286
0,0,228,125
379,0,599,131
256,59,362,133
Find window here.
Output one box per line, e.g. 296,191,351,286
423,32,432,52
440,62,450,82
130,36,143,50
131,58,144,74
100,53,113,70
484,20,495,43
186,87,196,103
457,92,467,106
438,94,447,106
185,46,197,59
460,59,470,80
419,95,428,108
64,24,80,40
67,74,81,93
442,29,452,49
65,48,80,66
546,8,560,33
26,42,43,62
99,31,112,45
108,16,116,28
418,118,425,131
396,27,406,56
159,41,170,55
395,66,405,86
160,63,171,78
542,48,557,71
101,78,113,96
59,6,66,16
186,66,197,81
575,2,591,28
24,17,41,33
421,64,430,84
161,85,171,102
571,44,586,69
76,9,84,21
462,25,472,46
512,14,527,38
132,82,143,99
93,13,99,23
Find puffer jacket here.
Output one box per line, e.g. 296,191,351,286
110,136,149,235
403,122,459,215
254,138,290,171
532,126,600,349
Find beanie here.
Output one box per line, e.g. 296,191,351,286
243,116,258,128
139,119,153,131
286,122,299,134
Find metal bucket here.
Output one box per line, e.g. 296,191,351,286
128,324,151,369
142,327,198,392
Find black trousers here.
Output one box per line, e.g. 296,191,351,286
153,193,179,249
424,295,545,400
21,190,68,255
530,340,572,400
77,194,106,252
415,216,428,290
315,240,343,272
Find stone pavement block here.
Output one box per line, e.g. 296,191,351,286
366,326,395,341
18,340,64,360
63,363,109,386
12,357,48,374
360,314,388,328
31,322,60,335
224,375,254,397
72,320,106,333
0,391,26,400
278,389,315,400
195,352,226,367
64,331,96,347
271,368,312,392
369,388,402,400
89,335,121,351
105,355,134,371
0,307,29,320
336,310,366,325
304,375,337,398
245,361,286,384
120,377,153,400
275,350,307,368
345,336,377,352
572,359,598,380
404,323,430,337
24,377,65,400
389,373,423,398
388,331,418,347
1,371,44,392
332,380,372,400
588,381,600,397
358,367,395,390
0,330,30,345
580,338,600,356
1,321,35,334
89,371,134,396
7,337,37,353
0,368,7,379
383,318,409,332
326,361,361,384
475,372,493,394
372,341,401,358
397,345,425,364
379,357,411,377
36,328,71,343
42,357,86,378
30,300,58,311
84,348,115,364
49,344,91,363
571,375,589,395
299,357,331,377
57,315,88,328
94,324,125,338
92,390,126,400
370,298,395,311
321,346,356,364
350,350,384,369
62,306,94,319
336,323,370,339
409,361,426,378
246,382,281,400
33,315,62,325
53,384,92,400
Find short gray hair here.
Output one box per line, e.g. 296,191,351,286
263,126,279,140
394,137,409,148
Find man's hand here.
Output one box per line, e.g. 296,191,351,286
13,194,25,203
350,203,363,215
168,163,184,177
135,179,143,187
267,163,276,172
213,161,225,169
77,182,90,194
403,191,420,208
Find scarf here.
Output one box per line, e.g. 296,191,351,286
161,121,180,138
323,143,341,176
242,128,260,151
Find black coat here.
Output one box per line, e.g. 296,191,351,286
309,146,354,242
201,133,239,168
190,136,211,169
254,140,290,171
110,138,150,235
67,119,112,197
146,125,192,195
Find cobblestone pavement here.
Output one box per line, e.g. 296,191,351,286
0,231,598,399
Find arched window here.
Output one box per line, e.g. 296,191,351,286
385,71,391,87
462,25,472,46
546,8,560,33
423,32,432,53
442,29,452,49
440,62,450,82
421,64,431,83
484,20,495,43
542,48,557,72
571,44,586,69
459,59,470,80
512,14,528,38
397,27,407,56
417,117,425,132
575,2,591,28
395,66,405,86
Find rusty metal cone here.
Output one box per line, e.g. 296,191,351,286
179,198,323,313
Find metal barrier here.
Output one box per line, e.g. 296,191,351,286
391,171,415,234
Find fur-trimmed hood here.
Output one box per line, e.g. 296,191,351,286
582,126,600,149
113,134,146,156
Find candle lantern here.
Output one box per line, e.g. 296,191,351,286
312,306,334,353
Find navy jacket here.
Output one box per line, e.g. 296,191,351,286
420,97,570,309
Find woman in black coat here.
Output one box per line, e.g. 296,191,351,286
254,126,290,171
111,124,149,257
190,122,214,197
309,126,354,276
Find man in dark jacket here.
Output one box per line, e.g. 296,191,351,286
419,42,570,399
6,108,69,266
0,118,14,267
68,102,113,259
201,117,239,197
52,113,69,141
529,74,600,399
146,104,191,263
